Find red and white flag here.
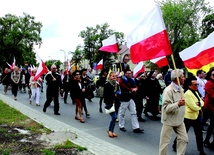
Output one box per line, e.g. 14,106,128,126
12,57,16,68
99,34,119,53
65,59,71,74
96,59,103,70
150,56,168,68
179,31,214,70
133,61,145,78
127,5,172,64
6,62,13,70
34,57,48,81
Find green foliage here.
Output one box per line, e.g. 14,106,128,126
0,13,42,68
0,100,27,125
54,140,87,151
201,13,214,38
157,0,212,68
71,45,84,70
41,149,56,155
79,23,125,70
45,60,62,70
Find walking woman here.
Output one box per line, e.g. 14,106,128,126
104,71,121,138
184,76,206,155
71,70,85,123
96,69,107,113
29,69,43,106
11,66,21,100
1,68,11,94
203,68,214,148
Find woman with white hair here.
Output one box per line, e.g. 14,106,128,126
11,66,21,100
156,73,166,113
29,69,43,106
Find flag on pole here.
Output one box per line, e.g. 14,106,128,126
65,59,71,74
179,31,214,73
127,5,172,64
96,59,103,70
133,62,145,78
150,56,168,68
6,62,13,70
34,57,48,81
12,57,16,68
99,34,119,53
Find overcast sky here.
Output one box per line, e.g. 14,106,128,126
0,0,213,62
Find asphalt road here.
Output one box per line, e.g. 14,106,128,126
1,84,213,155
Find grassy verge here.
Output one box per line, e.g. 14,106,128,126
0,100,89,155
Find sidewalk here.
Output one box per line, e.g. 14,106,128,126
0,93,136,155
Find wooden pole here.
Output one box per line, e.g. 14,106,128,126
170,54,183,97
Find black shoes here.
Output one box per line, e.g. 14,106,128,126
138,117,146,122
86,113,90,117
99,108,103,113
133,128,144,133
172,143,176,152
120,127,126,132
43,107,46,113
54,112,61,115
199,151,207,155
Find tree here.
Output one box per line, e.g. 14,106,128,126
0,13,42,68
71,45,84,70
45,60,62,70
79,23,125,70
201,13,214,38
157,0,212,69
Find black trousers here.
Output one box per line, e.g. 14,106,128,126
11,83,19,97
173,116,204,152
184,116,204,152
44,89,59,113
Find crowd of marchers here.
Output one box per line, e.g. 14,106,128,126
0,58,214,155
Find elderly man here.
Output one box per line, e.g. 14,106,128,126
159,69,188,155
43,65,62,115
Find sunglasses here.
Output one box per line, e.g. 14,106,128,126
193,84,199,86
124,59,129,60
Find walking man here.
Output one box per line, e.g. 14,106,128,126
43,64,62,115
118,69,144,133
159,69,188,155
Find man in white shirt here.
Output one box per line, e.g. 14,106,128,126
196,69,207,100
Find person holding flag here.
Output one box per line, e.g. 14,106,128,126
1,68,11,94
43,64,62,115
159,69,188,155
29,69,43,106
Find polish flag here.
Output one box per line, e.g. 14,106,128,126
96,59,103,70
99,34,119,53
127,5,172,64
12,57,16,68
65,59,71,74
150,56,168,68
179,31,214,70
34,57,48,81
133,62,145,78
6,62,13,70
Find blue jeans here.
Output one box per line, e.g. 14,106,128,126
108,112,117,132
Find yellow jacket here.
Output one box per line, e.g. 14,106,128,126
184,89,204,120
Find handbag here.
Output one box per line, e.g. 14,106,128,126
105,104,115,114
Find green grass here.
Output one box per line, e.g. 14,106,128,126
0,100,51,134
54,139,87,151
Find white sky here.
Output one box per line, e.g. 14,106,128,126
0,0,214,62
